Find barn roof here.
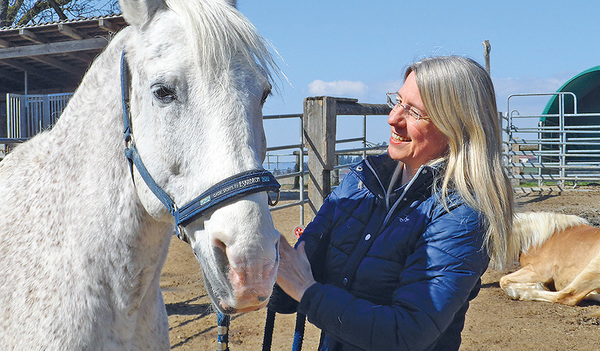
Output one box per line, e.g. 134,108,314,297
0,15,127,95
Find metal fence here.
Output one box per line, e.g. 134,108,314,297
263,113,308,225
504,92,600,190
6,93,73,139
263,107,388,226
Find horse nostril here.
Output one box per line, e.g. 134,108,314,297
211,239,229,274
212,237,227,251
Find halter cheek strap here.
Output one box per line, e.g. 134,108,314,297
120,51,280,241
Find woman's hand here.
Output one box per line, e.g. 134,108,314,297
276,235,317,302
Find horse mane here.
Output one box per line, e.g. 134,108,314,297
513,211,589,254
165,0,280,83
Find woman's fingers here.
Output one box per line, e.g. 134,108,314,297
276,238,316,301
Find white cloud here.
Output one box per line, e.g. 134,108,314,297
307,80,368,97
492,74,574,114
493,76,568,97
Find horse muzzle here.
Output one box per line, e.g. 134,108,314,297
194,240,279,314
186,213,280,314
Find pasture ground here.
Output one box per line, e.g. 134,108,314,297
162,187,600,350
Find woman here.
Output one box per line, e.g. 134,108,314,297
271,56,515,350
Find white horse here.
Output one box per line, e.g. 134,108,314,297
0,0,281,349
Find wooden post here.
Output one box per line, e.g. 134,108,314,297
303,97,390,214
303,97,337,215
332,154,340,186
483,40,491,76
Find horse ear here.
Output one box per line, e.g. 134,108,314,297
119,0,165,29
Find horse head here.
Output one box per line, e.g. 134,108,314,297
119,0,280,314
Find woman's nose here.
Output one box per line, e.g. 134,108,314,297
388,107,407,126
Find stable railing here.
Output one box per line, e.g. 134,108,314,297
504,92,600,190
263,113,307,225
6,93,73,139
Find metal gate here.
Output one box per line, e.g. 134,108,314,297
504,92,600,189
6,93,72,138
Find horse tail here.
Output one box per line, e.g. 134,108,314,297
512,211,589,255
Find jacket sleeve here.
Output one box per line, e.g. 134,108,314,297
296,203,489,351
267,191,338,314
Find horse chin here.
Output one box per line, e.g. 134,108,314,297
203,276,270,314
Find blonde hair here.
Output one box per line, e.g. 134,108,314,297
407,56,515,268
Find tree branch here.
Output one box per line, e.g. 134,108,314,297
0,0,9,27
7,0,25,25
48,0,67,20
4,0,117,27
17,0,73,26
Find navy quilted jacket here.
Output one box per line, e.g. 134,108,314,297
270,153,489,350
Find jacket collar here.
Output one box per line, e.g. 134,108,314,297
350,153,438,205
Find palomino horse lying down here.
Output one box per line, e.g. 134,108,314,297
500,211,600,309
0,0,281,349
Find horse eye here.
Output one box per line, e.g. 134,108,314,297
261,89,271,105
152,84,177,103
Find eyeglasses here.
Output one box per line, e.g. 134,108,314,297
386,92,429,123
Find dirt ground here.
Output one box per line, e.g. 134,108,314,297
161,187,600,350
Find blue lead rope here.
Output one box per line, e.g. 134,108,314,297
261,308,276,351
217,312,230,351
262,310,306,351
292,313,306,351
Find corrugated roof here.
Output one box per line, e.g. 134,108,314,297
0,14,123,31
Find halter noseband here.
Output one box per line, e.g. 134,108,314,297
120,51,280,242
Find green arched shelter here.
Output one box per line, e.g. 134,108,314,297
542,65,600,118
541,65,600,163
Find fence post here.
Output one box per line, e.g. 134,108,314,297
303,96,337,215
43,95,51,131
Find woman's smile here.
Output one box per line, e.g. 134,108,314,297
390,131,411,143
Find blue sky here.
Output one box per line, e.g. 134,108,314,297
237,0,600,147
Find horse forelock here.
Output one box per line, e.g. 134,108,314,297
513,212,590,253
164,0,280,85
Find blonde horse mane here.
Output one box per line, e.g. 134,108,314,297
513,211,589,255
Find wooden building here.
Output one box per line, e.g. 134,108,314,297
0,15,127,139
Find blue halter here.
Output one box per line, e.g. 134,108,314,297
120,51,280,242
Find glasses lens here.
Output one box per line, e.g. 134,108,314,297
387,93,425,122
408,108,419,121
386,93,396,108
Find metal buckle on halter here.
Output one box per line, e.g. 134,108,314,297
124,128,133,147
268,189,280,206
172,204,191,243
175,226,190,244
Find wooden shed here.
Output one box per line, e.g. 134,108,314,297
0,15,127,140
